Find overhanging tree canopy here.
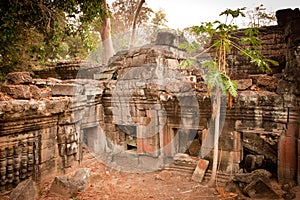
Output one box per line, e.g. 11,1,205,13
0,0,107,79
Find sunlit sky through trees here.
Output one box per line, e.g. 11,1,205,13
107,0,300,29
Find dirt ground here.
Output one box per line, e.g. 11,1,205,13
3,153,300,200
37,156,220,200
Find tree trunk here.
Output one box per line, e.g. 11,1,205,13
100,0,115,65
129,0,145,48
208,86,221,187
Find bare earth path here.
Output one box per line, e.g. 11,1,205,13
37,155,219,200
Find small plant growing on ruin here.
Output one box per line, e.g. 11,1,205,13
180,7,279,186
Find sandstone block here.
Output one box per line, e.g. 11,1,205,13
155,32,187,48
71,168,91,192
9,179,37,200
1,84,31,99
236,79,252,90
155,32,176,46
243,178,279,199
52,83,83,96
233,169,272,184
188,139,200,156
257,75,278,91
40,145,55,163
29,85,41,99
167,59,179,68
173,153,199,166
7,72,32,85
93,73,113,80
286,122,298,137
276,8,300,27
132,54,147,66
49,176,77,198
0,92,11,101
192,159,209,183
154,170,172,181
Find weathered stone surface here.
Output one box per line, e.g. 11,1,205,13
276,8,300,27
49,176,77,198
1,84,31,99
154,170,172,181
71,168,91,192
282,191,296,200
0,92,11,101
243,178,280,199
192,159,209,183
241,130,278,173
233,169,272,184
155,32,176,46
236,79,252,90
30,85,41,99
257,75,279,91
9,179,37,200
155,32,187,48
173,153,199,166
7,72,32,85
244,154,265,172
187,139,200,157
226,169,279,199
52,83,83,96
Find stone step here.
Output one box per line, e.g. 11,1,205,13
164,163,231,186
203,170,232,185
164,163,195,174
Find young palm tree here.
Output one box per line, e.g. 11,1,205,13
181,8,278,186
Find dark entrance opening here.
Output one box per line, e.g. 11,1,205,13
118,125,137,151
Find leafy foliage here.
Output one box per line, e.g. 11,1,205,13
178,41,200,53
245,4,276,27
180,7,279,97
201,60,238,97
110,0,154,35
0,0,106,78
151,9,168,29
179,6,279,186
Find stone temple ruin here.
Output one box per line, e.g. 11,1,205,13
0,8,299,197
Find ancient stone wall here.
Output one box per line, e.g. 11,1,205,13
33,60,101,80
276,8,300,184
0,73,102,192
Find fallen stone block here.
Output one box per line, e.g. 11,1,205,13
9,179,37,200
244,154,264,172
192,159,209,183
71,168,91,192
232,169,272,184
49,176,77,198
7,72,32,85
49,168,91,198
282,191,296,200
225,169,280,199
243,177,280,199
